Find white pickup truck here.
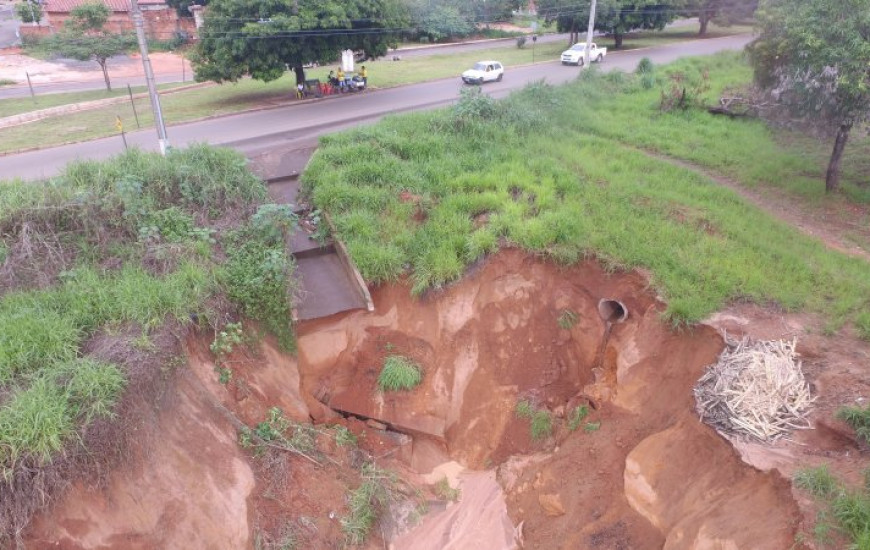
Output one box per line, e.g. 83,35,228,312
560,43,607,66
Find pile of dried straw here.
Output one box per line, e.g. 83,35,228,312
694,336,814,442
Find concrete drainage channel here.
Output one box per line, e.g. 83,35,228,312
248,144,373,321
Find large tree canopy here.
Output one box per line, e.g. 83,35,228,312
537,0,679,48
747,0,870,192
682,0,757,35
190,0,408,86
402,0,519,42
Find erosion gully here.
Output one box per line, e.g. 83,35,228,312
23,145,807,549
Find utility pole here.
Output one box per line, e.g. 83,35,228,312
583,0,597,69
131,0,170,155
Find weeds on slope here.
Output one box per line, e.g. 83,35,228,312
0,145,297,544
302,54,870,335
795,465,870,549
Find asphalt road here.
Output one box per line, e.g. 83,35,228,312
0,34,752,181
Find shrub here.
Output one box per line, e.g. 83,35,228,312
516,36,527,49
636,57,654,75
222,234,296,351
377,356,423,391
515,399,534,419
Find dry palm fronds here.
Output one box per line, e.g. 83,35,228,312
694,335,814,443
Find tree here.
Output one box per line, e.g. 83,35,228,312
191,0,408,88
747,0,870,192
537,0,680,48
165,0,208,18
15,0,43,25
682,0,757,36
43,2,136,91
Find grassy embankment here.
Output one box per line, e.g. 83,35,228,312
0,23,750,153
301,52,870,338
0,146,297,541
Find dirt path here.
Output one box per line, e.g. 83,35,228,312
641,150,870,263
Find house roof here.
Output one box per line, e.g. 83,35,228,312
44,0,166,13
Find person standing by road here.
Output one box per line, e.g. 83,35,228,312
336,67,346,90
360,65,368,88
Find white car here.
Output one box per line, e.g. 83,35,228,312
461,61,504,85
560,43,607,66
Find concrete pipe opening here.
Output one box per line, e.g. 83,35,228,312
598,299,628,323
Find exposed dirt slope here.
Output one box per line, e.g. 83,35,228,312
23,250,824,549
298,250,802,549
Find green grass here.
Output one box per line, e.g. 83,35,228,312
341,463,395,546
796,466,841,499
514,399,553,440
796,465,870,549
0,145,295,539
377,355,423,391
0,82,188,119
302,53,870,335
837,405,870,445
434,477,461,501
567,404,589,431
0,79,15,87
0,24,752,153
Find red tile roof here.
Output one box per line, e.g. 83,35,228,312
44,0,166,13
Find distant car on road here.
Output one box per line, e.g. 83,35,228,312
560,43,607,66
461,61,504,85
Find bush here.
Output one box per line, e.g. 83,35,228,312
516,36,527,49
377,355,423,391
222,235,296,351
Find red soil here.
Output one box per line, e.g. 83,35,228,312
25,249,870,549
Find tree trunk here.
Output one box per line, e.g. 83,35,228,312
825,123,852,193
614,31,623,49
99,59,111,91
293,65,305,87
699,12,710,36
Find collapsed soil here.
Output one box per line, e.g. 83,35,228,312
23,249,870,549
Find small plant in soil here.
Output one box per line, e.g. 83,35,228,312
334,425,358,447
516,399,553,440
434,477,461,502
210,322,244,359
557,309,578,330
836,405,870,445
341,463,396,546
530,410,553,440
515,399,534,419
377,355,423,392
795,465,840,499
567,405,589,431
583,421,601,433
215,366,233,385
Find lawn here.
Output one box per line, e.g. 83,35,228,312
0,82,188,119
301,53,870,336
0,23,751,154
